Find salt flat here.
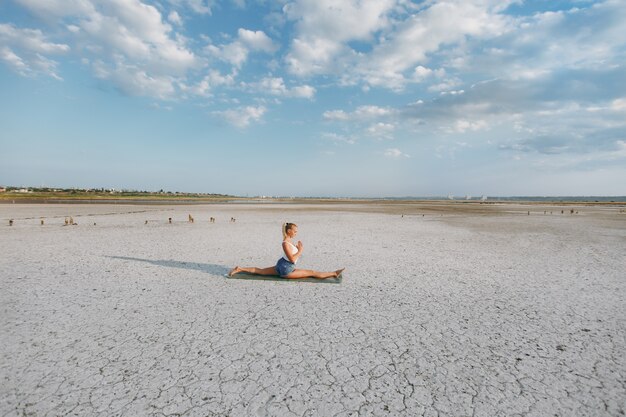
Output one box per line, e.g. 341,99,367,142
1,203,625,417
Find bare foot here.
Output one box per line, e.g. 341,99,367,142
228,266,241,276
334,268,345,277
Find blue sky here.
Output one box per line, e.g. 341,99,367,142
1,0,625,197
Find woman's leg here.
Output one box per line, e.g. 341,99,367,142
284,268,344,279
229,266,277,276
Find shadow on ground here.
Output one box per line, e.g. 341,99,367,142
107,256,230,276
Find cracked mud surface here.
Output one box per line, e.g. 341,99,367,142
1,203,625,416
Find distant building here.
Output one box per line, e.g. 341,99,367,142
0,187,6,193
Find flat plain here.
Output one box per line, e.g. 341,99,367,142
1,202,625,416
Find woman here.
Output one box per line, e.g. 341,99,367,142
228,222,344,279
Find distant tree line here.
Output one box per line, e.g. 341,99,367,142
0,186,233,197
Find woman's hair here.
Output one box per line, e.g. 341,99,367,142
282,222,296,239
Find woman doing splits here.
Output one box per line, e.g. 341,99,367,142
228,222,344,279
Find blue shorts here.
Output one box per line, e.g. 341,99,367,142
275,257,295,277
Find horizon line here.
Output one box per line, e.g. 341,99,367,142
1,186,625,201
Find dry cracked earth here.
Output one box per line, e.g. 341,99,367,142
1,204,625,416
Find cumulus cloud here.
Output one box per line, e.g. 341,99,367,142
459,1,626,84
181,69,235,97
206,28,277,68
373,3,509,67
284,0,396,76
238,29,276,53
92,59,176,99
213,105,267,128
248,77,315,99
323,106,398,143
282,0,626,94
357,1,513,89
0,24,69,54
323,105,396,142
0,48,64,80
324,59,626,162
166,0,215,15
290,84,316,99
367,122,395,139
168,11,183,26
413,65,445,82
322,110,349,121
80,1,196,75
5,0,626,153
6,0,198,98
399,64,626,128
0,23,69,79
281,0,522,90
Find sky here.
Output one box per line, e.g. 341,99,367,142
1,0,625,198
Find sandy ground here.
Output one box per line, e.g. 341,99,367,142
1,203,625,417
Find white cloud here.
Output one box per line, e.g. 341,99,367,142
446,119,488,133
238,29,277,53
292,0,626,93
283,0,516,90
207,28,277,68
166,0,215,15
8,0,198,97
413,65,445,82
367,122,395,139
284,0,396,76
0,24,70,54
213,105,267,128
355,105,393,119
438,88,464,95
168,11,183,26
324,105,393,121
323,110,349,121
80,1,196,75
464,1,626,83
290,84,316,99
0,23,69,79
15,0,94,18
384,148,409,158
181,69,235,97
255,77,286,95
0,47,29,73
611,98,626,112
286,36,346,76
249,77,315,99
358,1,512,89
92,59,176,99
207,42,246,67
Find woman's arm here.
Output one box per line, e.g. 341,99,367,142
283,241,303,263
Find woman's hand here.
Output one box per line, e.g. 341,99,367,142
297,240,303,252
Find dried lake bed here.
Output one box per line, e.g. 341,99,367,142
1,202,625,416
